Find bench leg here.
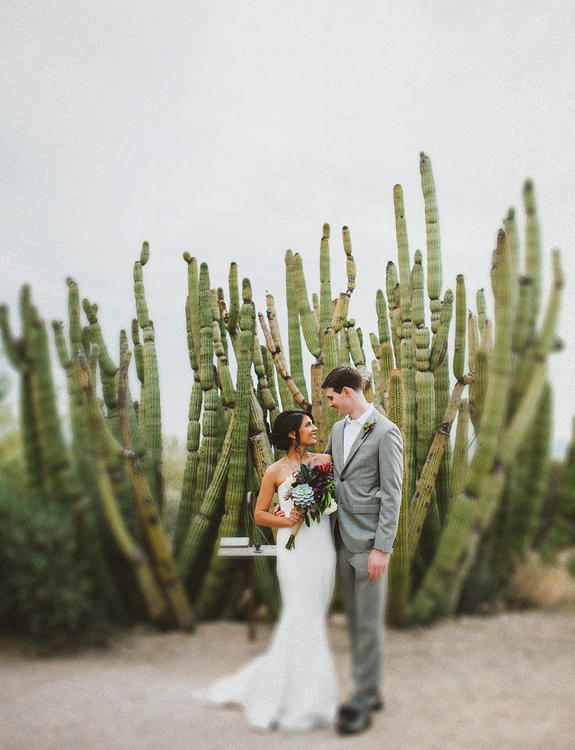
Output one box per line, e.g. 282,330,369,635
246,557,257,642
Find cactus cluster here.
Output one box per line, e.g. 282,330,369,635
0,153,565,631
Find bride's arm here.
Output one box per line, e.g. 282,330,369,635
254,469,298,529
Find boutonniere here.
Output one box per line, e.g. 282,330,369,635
361,419,377,439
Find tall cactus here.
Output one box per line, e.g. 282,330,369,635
387,370,410,625
0,291,44,491
411,229,518,621
1,150,565,638
188,262,221,522
420,152,442,334
195,291,255,618
117,340,194,629
75,349,168,624
266,224,359,450
285,249,308,404
133,242,164,511
413,240,563,621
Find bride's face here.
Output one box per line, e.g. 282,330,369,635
296,414,318,447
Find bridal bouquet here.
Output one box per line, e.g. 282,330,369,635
285,462,337,550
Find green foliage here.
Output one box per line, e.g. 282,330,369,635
535,455,575,563
0,478,114,653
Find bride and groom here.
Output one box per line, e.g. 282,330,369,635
193,365,403,735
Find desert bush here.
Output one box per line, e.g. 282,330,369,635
0,477,114,653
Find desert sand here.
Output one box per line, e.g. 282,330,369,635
1,608,574,750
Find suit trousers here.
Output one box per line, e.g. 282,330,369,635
336,524,388,708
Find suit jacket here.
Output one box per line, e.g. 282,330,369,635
326,409,403,554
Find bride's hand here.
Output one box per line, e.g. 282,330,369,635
289,508,304,525
273,506,285,518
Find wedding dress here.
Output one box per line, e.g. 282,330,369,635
193,473,337,731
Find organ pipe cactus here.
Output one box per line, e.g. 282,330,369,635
420,152,442,334
449,400,470,518
259,298,311,412
411,229,518,620
0,293,43,490
195,292,255,618
133,243,164,511
265,224,359,449
1,151,566,637
285,250,308,403
174,254,203,554
75,349,168,623
188,263,221,521
413,242,563,621
386,369,410,625
117,341,194,629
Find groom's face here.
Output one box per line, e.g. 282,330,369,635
325,386,352,416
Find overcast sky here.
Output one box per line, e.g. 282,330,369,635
2,0,574,454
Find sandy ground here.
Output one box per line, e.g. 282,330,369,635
1,608,574,750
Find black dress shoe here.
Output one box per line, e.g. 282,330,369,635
338,697,384,718
336,707,372,735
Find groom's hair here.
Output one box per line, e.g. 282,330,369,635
321,366,363,393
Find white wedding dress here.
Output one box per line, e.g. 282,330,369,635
193,473,337,731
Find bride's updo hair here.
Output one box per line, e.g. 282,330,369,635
269,410,313,451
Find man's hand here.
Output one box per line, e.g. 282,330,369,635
368,548,389,582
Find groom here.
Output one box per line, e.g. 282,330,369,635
323,365,403,735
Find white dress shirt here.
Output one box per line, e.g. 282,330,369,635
343,405,375,462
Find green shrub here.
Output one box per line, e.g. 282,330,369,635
0,477,115,653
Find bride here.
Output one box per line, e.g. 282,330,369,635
193,409,337,731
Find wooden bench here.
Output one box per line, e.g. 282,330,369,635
218,491,277,641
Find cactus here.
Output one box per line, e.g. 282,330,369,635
453,275,467,382
386,370,410,625
188,263,221,523
259,300,311,412
411,229,518,621
133,243,164,511
420,152,442,333
117,340,194,629
261,344,281,427
449,400,470,518
0,294,44,490
413,242,562,621
0,151,565,639
264,224,359,450
75,349,168,623
177,413,236,594
195,292,255,617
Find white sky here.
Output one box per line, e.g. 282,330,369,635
2,0,574,454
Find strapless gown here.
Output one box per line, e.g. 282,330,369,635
192,473,337,731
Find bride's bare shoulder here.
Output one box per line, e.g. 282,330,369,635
263,460,287,480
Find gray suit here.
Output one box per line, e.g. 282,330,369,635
326,409,403,708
